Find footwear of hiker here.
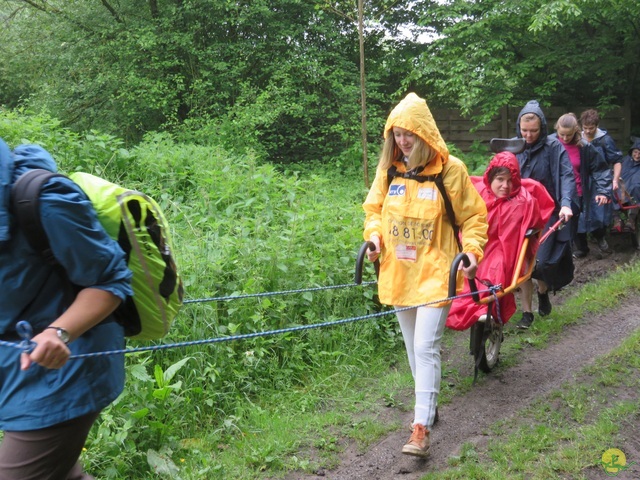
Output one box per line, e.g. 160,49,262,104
538,292,552,316
402,423,430,458
597,237,612,253
572,249,588,258
516,311,534,329
410,408,439,432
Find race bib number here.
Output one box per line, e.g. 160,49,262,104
387,217,436,246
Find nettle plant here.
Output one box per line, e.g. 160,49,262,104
2,110,401,478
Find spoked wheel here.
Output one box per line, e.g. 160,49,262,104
470,314,503,375
478,319,503,373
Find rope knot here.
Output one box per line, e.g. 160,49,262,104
16,321,36,353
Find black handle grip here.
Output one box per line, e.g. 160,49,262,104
448,252,479,302
355,241,380,284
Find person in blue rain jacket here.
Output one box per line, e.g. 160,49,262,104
0,138,132,480
579,109,623,252
612,138,640,232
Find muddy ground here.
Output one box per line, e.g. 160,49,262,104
285,232,640,480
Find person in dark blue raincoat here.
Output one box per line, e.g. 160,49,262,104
0,138,132,480
550,113,612,258
513,100,577,330
579,109,623,251
613,138,640,231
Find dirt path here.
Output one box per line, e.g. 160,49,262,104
290,234,640,480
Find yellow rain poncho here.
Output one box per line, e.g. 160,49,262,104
363,93,488,307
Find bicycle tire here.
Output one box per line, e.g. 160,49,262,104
478,320,503,373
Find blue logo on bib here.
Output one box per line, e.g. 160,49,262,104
389,184,406,196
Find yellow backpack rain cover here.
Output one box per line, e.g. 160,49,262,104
70,172,184,340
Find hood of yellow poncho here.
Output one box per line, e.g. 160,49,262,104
383,92,449,164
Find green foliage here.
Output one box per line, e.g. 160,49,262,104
0,0,409,165
409,0,640,124
448,140,492,176
2,0,638,166
0,110,400,478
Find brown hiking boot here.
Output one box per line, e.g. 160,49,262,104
402,423,430,457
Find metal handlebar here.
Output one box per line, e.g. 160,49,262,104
538,218,565,245
355,241,380,284
448,253,479,302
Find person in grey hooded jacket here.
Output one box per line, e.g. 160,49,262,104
513,100,577,329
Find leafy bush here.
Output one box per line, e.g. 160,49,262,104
0,110,399,478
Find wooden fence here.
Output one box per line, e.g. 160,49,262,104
432,104,632,154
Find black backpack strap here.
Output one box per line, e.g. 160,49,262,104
11,169,80,308
387,164,433,184
386,166,462,251
387,165,398,188
11,169,67,265
433,175,462,252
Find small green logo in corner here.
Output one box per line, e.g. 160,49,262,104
601,448,636,477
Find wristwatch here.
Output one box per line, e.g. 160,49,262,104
45,326,70,344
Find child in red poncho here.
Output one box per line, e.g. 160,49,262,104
447,152,555,330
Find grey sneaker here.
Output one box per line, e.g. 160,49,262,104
516,312,535,329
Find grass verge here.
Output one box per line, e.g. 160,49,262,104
421,258,640,479
168,258,640,479
423,326,640,479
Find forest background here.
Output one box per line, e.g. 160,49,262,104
2,0,640,168
1,0,639,478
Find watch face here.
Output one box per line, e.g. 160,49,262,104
46,326,70,344
57,329,70,344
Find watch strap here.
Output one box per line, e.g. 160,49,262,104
45,326,70,344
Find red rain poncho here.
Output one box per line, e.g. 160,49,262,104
446,152,555,330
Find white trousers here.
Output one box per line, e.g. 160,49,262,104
395,305,450,427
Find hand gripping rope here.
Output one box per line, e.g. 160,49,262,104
0,246,501,360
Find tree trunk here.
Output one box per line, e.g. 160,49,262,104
358,0,369,188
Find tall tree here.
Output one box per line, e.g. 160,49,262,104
0,0,407,163
409,0,640,126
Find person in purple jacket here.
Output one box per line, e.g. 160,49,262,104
0,138,132,480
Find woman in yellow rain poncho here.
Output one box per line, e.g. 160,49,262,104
363,93,488,458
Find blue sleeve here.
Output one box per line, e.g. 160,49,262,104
603,135,623,165
586,144,613,197
38,177,133,301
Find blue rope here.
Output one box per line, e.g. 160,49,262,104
183,280,377,304
492,287,504,325
1,286,501,360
